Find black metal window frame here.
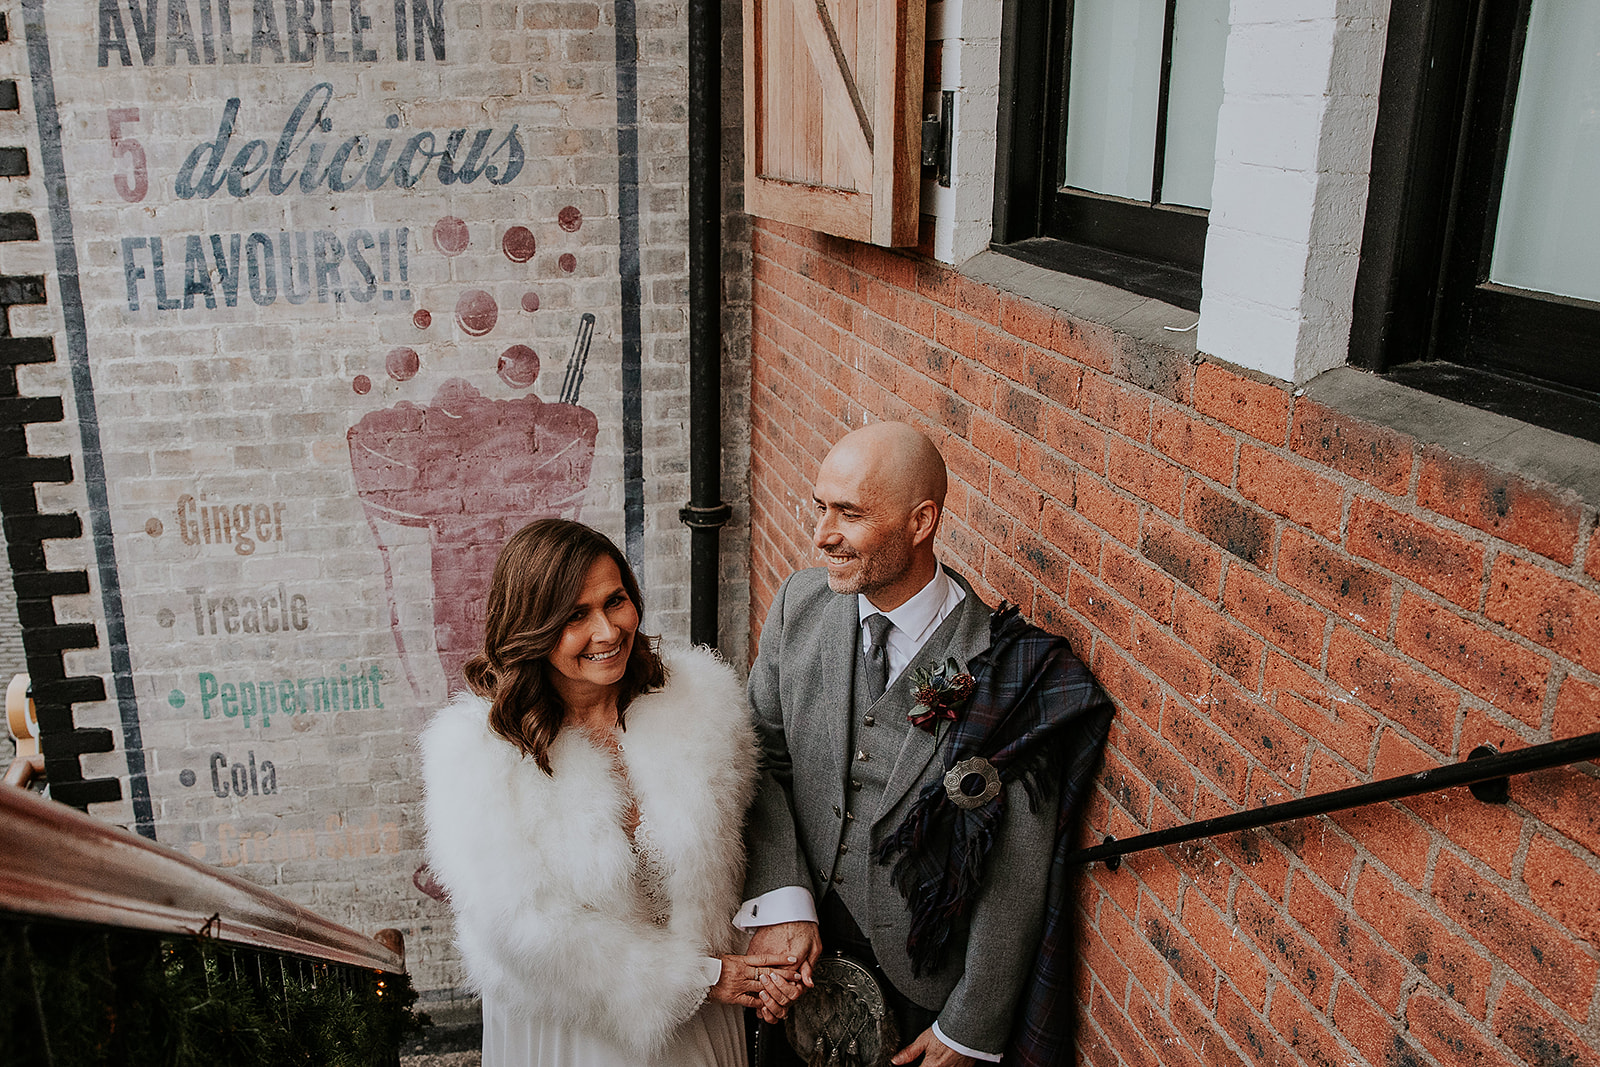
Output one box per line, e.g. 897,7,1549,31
1350,0,1600,445
994,0,1209,311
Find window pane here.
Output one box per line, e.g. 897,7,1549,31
1063,0,1165,201
1160,0,1229,209
1489,0,1600,303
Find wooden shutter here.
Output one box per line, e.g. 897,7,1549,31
744,0,926,246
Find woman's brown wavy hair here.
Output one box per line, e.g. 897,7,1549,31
462,518,666,774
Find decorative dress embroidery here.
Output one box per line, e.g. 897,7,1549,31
599,730,672,929
630,814,672,928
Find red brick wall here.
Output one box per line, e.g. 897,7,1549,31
747,219,1600,1066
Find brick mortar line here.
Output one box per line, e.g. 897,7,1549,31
757,241,1599,715
1096,836,1559,1067
1082,706,1600,1033
759,458,1581,756
750,226,1600,993
770,226,1592,546
759,439,1483,800
745,447,1600,1023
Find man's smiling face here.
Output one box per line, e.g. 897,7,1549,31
811,441,917,605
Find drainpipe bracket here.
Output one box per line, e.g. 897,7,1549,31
679,502,733,529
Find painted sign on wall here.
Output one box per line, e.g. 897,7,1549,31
21,0,663,996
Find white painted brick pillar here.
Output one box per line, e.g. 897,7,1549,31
1197,0,1390,383
925,0,1003,265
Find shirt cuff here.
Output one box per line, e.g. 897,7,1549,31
698,957,724,985
733,886,818,929
932,1021,1001,1062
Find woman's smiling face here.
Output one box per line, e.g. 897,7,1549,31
546,555,639,702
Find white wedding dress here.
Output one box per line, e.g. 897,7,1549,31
480,760,749,1067
481,997,746,1067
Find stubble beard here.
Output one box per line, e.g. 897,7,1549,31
825,537,912,600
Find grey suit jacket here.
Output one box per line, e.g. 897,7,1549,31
744,567,1055,1054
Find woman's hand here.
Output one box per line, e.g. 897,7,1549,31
744,920,820,1023
708,953,804,1010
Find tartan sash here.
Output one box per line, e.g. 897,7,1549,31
874,604,1114,1065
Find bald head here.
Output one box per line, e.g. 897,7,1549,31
821,421,948,514
811,422,948,609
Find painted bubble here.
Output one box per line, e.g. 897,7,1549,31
353,374,373,395
521,292,540,313
413,308,432,329
387,347,421,382
558,206,583,232
456,290,499,336
558,253,576,273
433,216,470,255
145,517,163,536
498,344,540,389
502,225,537,263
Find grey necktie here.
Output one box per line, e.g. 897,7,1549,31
864,613,893,702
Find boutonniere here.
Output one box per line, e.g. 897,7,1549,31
907,657,974,740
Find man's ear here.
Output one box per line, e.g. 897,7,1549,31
908,500,940,546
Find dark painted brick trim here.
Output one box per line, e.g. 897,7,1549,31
0,211,118,810
0,212,36,242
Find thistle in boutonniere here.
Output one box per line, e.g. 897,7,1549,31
908,657,975,745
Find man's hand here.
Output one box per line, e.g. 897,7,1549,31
891,1027,977,1067
745,921,822,984
707,954,803,1009
746,920,821,1022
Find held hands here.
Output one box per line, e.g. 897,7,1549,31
708,953,803,1010
891,1027,976,1067
744,920,822,1022
734,933,978,1067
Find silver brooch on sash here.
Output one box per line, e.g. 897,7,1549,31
943,756,1001,809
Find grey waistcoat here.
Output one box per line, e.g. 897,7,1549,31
825,626,912,921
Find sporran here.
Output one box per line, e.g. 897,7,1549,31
783,953,900,1067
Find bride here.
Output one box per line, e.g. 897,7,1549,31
422,519,800,1066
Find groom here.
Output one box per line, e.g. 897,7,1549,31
739,421,1113,1065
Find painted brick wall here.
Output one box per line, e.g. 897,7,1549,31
0,519,28,772
0,525,25,678
748,218,1600,1067
0,0,753,1012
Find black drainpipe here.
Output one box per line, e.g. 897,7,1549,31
679,0,733,648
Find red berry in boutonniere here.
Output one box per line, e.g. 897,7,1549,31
908,657,975,740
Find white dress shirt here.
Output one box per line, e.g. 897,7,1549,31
736,565,997,1061
856,562,966,686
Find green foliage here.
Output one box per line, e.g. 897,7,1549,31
0,914,426,1066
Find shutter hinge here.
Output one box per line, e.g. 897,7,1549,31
921,90,954,188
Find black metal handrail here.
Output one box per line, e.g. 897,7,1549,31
1068,731,1600,869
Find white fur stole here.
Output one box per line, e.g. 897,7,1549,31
421,645,756,1055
